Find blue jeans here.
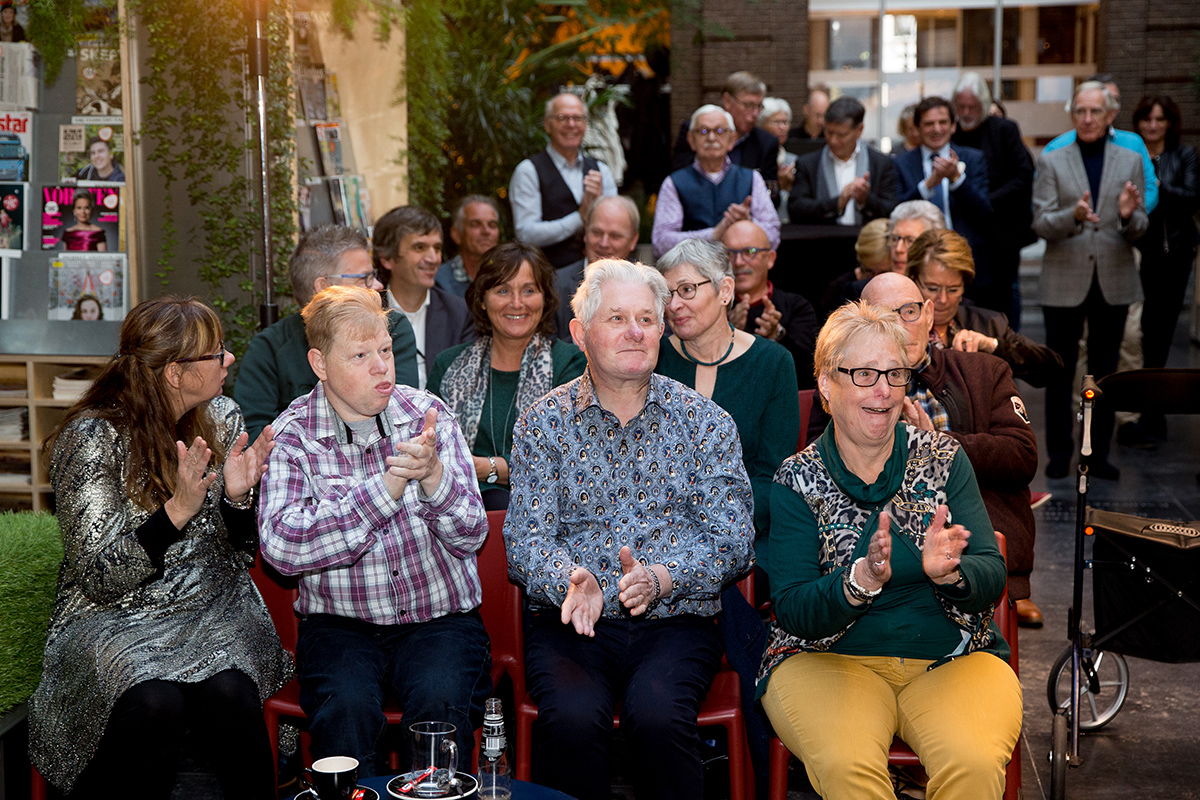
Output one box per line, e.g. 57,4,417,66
525,611,722,800
296,612,491,777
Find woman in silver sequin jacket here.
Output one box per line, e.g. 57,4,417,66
28,297,289,798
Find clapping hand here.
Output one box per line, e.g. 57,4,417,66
902,397,936,431
860,512,892,589
165,436,218,529
1073,191,1101,224
224,426,274,503
753,296,782,340
617,546,658,616
562,567,604,636
1118,181,1141,219
383,408,443,499
921,504,970,584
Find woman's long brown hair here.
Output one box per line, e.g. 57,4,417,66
43,296,227,511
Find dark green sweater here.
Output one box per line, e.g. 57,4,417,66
655,335,799,571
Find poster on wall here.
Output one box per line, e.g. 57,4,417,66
59,118,125,184
41,184,120,251
0,182,28,254
76,41,121,116
47,251,126,321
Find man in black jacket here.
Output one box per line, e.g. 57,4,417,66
862,272,1042,625
951,72,1035,321
670,71,779,182
789,95,897,226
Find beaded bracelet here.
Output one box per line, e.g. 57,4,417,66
223,486,256,510
646,566,662,613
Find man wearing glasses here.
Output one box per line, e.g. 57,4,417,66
510,92,617,269
671,70,780,184
652,104,780,258
235,224,418,442
886,200,945,274
719,219,818,386
860,272,1039,617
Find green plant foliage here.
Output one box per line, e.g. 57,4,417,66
25,0,119,85
0,512,63,715
127,0,297,358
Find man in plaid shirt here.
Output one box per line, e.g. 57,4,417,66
259,285,490,777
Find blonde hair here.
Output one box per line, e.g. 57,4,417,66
813,301,910,412
906,228,976,284
302,285,389,356
854,218,891,274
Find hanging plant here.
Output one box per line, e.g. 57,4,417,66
125,0,298,358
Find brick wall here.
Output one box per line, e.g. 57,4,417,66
670,0,809,135
1100,0,1200,148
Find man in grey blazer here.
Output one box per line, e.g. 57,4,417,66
1034,81,1148,480
375,205,476,389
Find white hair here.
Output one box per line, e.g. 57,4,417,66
689,104,736,132
1071,81,1119,113
889,200,946,233
759,97,793,127
953,72,993,110
572,259,670,329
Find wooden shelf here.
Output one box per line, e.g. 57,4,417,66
0,355,109,511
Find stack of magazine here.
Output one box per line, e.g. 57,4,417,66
52,366,101,400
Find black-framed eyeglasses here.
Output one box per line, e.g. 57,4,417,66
326,271,377,286
668,280,713,300
917,279,965,298
836,366,914,387
894,301,924,322
726,247,767,261
886,234,919,248
176,341,227,364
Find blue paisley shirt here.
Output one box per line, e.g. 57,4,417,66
504,371,755,619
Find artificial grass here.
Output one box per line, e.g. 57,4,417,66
0,511,62,715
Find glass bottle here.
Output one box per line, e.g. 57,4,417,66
478,697,511,799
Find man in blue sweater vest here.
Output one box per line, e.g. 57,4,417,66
651,104,779,259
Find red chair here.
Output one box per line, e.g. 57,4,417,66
797,389,815,451
31,766,47,800
512,574,754,800
766,531,1021,800
249,509,518,789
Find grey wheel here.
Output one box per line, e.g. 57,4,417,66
1050,710,1069,799
1047,644,1130,731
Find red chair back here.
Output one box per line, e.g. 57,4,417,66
798,389,815,451
250,556,300,652
477,509,525,699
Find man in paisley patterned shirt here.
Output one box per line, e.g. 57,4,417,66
504,259,755,800
259,286,490,777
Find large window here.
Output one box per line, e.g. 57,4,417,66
809,2,1100,151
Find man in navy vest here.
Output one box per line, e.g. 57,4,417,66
510,92,617,269
651,104,779,259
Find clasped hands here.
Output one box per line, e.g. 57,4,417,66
838,171,871,212
165,425,276,530
561,546,671,637
848,506,970,602
383,408,444,499
1073,183,1141,225
728,294,782,339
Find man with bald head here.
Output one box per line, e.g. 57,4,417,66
860,272,1041,620
720,219,818,387
554,194,641,339
510,92,617,268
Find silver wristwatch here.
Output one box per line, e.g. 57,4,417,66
486,456,499,484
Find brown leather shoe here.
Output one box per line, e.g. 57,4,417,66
1016,598,1044,628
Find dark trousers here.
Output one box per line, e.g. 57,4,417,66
68,669,272,800
1043,274,1129,462
1140,246,1197,371
296,611,491,778
525,612,722,800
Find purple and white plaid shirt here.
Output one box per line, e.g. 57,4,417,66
259,381,486,625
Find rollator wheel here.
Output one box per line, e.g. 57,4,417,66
1050,710,1069,800
1047,644,1130,731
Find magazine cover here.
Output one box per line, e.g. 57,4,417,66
328,176,348,226
48,251,127,321
76,42,121,116
0,182,27,254
59,119,125,184
0,42,37,109
313,122,343,176
297,66,327,123
0,111,30,182
0,257,8,319
41,184,120,251
324,72,341,120
342,174,372,236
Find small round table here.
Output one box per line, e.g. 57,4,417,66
299,774,577,800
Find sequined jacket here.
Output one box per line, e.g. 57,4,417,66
28,395,290,792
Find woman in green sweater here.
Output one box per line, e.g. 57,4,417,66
757,301,1020,800
428,242,585,509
